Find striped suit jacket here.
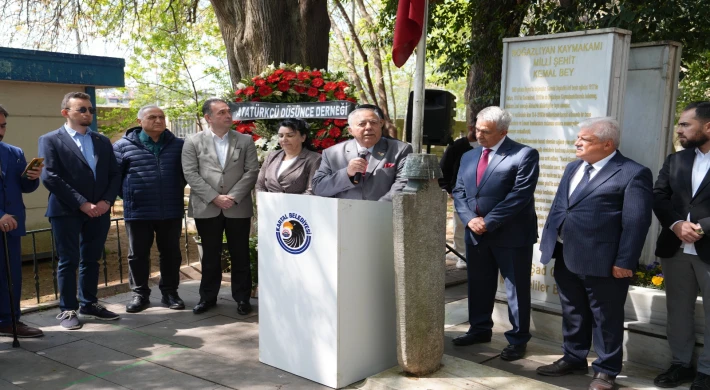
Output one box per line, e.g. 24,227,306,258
255,148,321,194
539,151,653,277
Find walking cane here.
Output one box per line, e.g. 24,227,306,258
3,225,19,347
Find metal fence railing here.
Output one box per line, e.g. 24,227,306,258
23,210,194,304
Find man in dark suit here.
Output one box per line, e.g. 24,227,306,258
451,106,539,361
182,98,259,316
536,117,653,390
312,107,412,202
653,101,710,390
439,125,478,269
38,92,121,330
0,105,44,338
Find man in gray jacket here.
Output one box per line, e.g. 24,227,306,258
182,98,259,315
312,107,412,201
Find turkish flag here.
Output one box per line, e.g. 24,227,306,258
392,0,426,68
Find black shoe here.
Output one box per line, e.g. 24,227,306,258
192,300,216,314
237,300,252,315
654,363,694,388
500,343,527,361
161,293,185,310
125,296,150,313
589,372,615,390
451,332,492,346
691,372,710,390
536,358,589,377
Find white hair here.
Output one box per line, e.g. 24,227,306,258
137,105,161,120
347,107,382,127
578,117,620,148
476,106,512,131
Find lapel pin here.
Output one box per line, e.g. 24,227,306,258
378,152,384,156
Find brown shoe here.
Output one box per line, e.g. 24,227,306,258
0,322,44,338
589,372,615,390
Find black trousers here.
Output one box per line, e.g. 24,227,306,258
554,243,629,376
125,219,183,298
195,214,251,302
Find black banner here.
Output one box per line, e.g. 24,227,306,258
230,101,356,121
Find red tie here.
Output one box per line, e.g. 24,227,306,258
477,149,492,186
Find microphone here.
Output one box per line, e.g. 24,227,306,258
353,148,368,184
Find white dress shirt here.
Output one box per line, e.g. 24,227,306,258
673,148,710,255
209,128,229,169
479,136,506,164
568,151,617,197
277,157,297,178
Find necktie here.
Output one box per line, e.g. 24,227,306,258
476,149,492,186
569,164,594,202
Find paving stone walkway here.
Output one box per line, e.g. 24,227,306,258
0,280,677,389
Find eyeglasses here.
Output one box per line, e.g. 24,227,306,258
65,107,96,114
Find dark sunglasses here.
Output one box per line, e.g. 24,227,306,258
65,107,96,114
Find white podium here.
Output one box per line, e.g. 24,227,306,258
257,193,397,389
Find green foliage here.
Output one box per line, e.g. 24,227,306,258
677,52,710,116
97,106,138,139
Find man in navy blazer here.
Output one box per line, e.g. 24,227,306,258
451,106,539,361
0,105,44,339
536,117,652,390
38,92,121,330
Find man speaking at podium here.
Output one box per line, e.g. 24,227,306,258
312,106,412,201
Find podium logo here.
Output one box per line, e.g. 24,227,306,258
275,213,312,254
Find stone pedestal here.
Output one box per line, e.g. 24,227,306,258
392,153,447,376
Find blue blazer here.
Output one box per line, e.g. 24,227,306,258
539,152,653,277
38,127,120,218
0,142,40,236
452,137,539,247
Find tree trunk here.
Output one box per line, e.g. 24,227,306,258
210,0,330,88
353,0,389,118
465,1,530,125
329,13,370,103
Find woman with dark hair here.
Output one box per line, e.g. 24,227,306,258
256,118,322,194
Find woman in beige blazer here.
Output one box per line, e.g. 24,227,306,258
256,118,322,194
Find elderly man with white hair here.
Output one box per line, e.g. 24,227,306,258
113,105,187,313
312,106,413,201
451,106,539,362
536,117,653,390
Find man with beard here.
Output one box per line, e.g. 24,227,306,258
653,101,710,390
39,92,121,330
0,105,44,338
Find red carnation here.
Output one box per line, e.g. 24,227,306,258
235,89,243,95
323,82,337,92
251,97,261,102
307,87,319,97
283,71,297,80
334,119,347,127
321,137,336,149
338,81,349,89
311,78,324,88
329,128,341,138
310,70,322,77
324,119,332,125
346,97,357,103
244,86,256,96
252,134,261,142
294,85,307,93
277,80,290,92
312,139,321,148
254,78,266,87
235,97,243,102
318,93,327,102
266,74,280,83
316,129,327,138
334,91,346,100
274,69,285,76
258,86,273,97
297,71,311,81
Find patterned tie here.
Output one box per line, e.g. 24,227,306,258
569,164,594,202
476,149,492,186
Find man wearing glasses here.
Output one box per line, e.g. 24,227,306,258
312,106,412,201
38,92,121,330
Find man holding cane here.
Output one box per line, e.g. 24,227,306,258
0,104,44,338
